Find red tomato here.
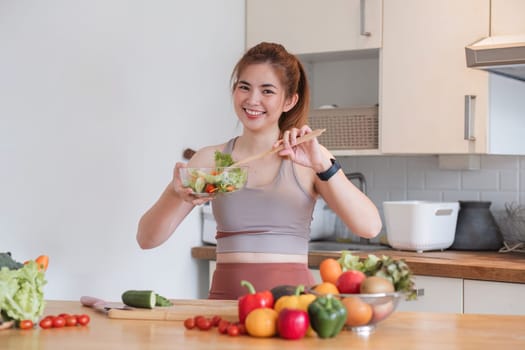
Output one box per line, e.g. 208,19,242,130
52,317,66,328
183,318,195,330
237,323,246,335
210,315,222,327
227,324,240,336
76,314,90,326
196,317,212,331
39,317,53,329
217,319,230,334
204,184,217,194
19,320,34,330
58,313,70,318
65,315,78,327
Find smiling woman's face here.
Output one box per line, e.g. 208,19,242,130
232,63,296,133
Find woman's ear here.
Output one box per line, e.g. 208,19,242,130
283,93,299,112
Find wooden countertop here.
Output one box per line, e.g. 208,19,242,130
2,300,524,349
192,245,525,284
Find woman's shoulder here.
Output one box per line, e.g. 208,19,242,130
187,140,232,167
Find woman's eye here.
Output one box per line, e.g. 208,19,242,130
262,89,275,95
238,85,249,91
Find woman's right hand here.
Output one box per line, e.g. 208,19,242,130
173,162,214,206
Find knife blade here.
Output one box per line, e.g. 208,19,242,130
80,296,133,314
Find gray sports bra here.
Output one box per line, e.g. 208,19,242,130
212,138,316,255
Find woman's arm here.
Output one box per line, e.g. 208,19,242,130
278,126,382,239
136,146,219,249
136,179,195,249
316,164,382,239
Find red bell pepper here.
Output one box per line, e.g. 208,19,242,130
238,280,274,324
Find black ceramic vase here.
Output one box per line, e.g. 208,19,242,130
451,201,503,251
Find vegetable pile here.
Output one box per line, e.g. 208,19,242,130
183,253,417,340
183,151,247,195
337,251,417,300
0,253,48,324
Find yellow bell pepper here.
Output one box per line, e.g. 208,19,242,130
274,285,316,313
274,285,317,337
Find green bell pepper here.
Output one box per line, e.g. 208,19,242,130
307,294,347,338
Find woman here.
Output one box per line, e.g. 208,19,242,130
137,42,382,300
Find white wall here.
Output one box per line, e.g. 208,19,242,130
0,0,245,301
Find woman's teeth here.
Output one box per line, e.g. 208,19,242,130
245,108,264,116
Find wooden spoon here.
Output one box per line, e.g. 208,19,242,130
230,128,326,167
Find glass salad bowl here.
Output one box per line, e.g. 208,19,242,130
179,167,248,197
337,291,402,335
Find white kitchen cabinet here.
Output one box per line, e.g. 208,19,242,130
396,276,463,313
381,0,525,155
381,0,490,154
464,279,525,315
246,0,382,55
491,0,525,35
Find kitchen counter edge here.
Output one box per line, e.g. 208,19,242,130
191,245,525,284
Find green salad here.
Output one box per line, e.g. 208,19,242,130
184,151,247,195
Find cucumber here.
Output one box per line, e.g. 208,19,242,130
155,294,173,307
121,290,156,309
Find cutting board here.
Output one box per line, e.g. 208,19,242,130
107,299,238,321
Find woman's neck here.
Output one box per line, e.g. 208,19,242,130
236,128,280,154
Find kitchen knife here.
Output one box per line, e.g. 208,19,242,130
80,296,133,314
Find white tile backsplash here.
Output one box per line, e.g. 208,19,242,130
425,171,461,190
337,154,525,238
461,170,499,190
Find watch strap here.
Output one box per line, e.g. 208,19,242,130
316,158,341,181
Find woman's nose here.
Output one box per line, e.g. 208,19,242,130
246,90,261,105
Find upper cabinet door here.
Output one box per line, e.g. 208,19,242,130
380,0,490,154
246,0,382,54
491,0,525,35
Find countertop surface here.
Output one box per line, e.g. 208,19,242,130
2,300,524,349
192,245,525,283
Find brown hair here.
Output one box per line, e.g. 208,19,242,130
231,42,310,135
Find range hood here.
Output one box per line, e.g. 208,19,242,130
466,34,525,82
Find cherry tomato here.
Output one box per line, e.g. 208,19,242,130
183,318,195,330
196,317,212,331
76,314,90,326
52,316,66,328
217,319,230,334
58,313,70,319
237,323,246,335
19,320,34,330
211,315,222,327
65,315,78,327
39,317,53,329
227,324,240,336
204,184,217,193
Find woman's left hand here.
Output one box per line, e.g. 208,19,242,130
276,126,324,169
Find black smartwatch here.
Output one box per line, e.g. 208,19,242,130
316,158,341,181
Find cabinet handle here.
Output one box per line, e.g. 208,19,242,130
464,95,476,141
360,0,371,36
